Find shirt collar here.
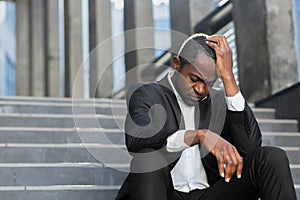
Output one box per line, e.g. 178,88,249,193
167,71,184,102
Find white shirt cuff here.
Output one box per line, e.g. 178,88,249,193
166,130,190,152
225,91,245,111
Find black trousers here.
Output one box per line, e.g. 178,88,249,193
127,147,297,200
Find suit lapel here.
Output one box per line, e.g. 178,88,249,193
208,89,226,134
158,75,185,129
196,97,211,129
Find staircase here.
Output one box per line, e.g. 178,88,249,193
0,96,298,199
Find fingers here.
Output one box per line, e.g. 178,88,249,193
215,150,225,178
219,36,231,52
205,40,223,54
206,36,231,56
214,144,243,183
234,148,243,178
205,35,234,80
223,147,235,182
223,146,243,182
208,132,244,183
206,35,228,46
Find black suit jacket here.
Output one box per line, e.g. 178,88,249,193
116,75,262,199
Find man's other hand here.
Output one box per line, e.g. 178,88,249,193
199,129,243,182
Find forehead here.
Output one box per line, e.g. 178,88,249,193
186,53,216,80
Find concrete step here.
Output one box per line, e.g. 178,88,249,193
0,114,298,132
291,165,300,185
0,163,128,186
0,185,120,200
0,102,127,116
252,108,275,119
0,143,131,164
0,127,124,144
0,102,272,119
262,132,300,146
0,185,298,200
0,96,126,105
0,161,297,185
0,96,297,199
257,119,298,132
0,143,298,165
0,114,126,129
1,127,300,148
279,147,300,165
4,127,300,148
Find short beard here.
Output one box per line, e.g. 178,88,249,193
182,96,199,106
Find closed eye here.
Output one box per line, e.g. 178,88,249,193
190,74,215,88
190,74,204,83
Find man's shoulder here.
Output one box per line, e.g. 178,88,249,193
128,81,163,93
126,81,169,102
128,82,171,94
127,83,226,102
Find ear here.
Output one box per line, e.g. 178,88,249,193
173,56,180,71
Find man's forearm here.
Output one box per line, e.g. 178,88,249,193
167,130,206,152
184,130,207,146
221,74,239,97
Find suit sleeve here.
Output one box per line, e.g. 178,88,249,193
125,84,178,153
221,103,262,156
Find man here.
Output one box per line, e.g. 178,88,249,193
116,33,297,200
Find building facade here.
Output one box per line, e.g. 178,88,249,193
0,0,299,102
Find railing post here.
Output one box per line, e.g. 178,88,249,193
46,0,61,97
89,0,114,98
30,0,47,96
64,0,84,98
16,0,31,96
124,0,155,89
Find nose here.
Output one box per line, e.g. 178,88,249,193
193,82,208,96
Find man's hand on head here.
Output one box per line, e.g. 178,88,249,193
198,129,243,183
205,35,233,79
205,35,239,97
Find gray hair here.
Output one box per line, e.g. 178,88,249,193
178,33,216,68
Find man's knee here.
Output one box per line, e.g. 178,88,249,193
257,146,289,166
251,147,297,200
130,167,171,200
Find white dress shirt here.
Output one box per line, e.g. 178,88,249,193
166,71,245,193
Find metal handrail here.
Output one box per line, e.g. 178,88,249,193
194,0,233,34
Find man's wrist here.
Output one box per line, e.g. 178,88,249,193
196,129,207,144
220,72,235,81
221,74,239,97
184,130,207,146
